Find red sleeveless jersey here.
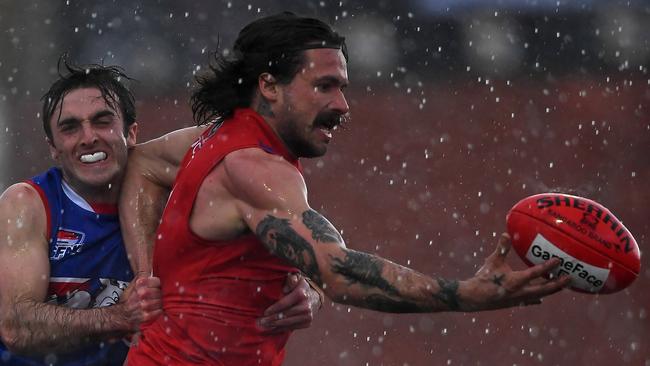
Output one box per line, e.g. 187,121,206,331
127,109,301,365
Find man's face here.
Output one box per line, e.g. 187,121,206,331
274,48,350,158
48,87,137,197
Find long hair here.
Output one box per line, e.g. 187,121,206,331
191,12,347,125
41,55,136,140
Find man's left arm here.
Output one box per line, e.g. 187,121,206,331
120,126,205,274
0,184,160,355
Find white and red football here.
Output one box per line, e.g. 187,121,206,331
506,193,641,294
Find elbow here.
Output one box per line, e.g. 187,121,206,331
320,283,366,309
326,292,351,305
312,251,357,304
0,311,37,356
317,274,350,304
0,321,27,355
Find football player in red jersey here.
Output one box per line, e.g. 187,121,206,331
121,12,569,365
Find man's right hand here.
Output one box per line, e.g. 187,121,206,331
121,274,163,330
458,233,570,312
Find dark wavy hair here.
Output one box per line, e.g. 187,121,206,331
191,12,347,125
41,56,137,140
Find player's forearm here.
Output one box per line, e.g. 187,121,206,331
255,210,462,313
1,299,130,355
120,150,169,274
321,248,462,313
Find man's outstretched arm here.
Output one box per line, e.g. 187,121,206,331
0,184,159,356
227,148,569,313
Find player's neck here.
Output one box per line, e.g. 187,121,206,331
61,176,121,207
251,108,299,160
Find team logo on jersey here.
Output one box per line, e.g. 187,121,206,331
51,228,86,260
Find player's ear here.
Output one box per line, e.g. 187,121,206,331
126,122,138,147
258,73,279,102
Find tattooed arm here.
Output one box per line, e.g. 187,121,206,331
226,148,568,313
0,183,157,356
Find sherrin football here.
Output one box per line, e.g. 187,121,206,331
506,193,641,294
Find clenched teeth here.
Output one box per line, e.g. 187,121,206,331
80,151,107,163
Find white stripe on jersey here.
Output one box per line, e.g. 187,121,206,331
61,179,95,213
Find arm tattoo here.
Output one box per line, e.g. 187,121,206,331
256,215,322,284
302,209,343,243
434,278,461,311
492,274,505,286
330,252,461,313
330,250,400,296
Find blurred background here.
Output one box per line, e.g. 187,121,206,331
1,0,648,365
